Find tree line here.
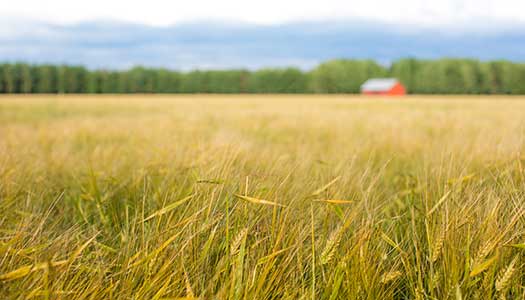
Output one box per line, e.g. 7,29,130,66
1,58,524,94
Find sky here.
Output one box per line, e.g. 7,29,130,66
1,0,525,69
2,0,525,27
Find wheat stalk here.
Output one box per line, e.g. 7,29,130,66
230,228,248,255
320,227,342,265
496,255,518,292
431,229,445,263
380,271,402,284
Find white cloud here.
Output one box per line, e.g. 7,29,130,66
1,0,525,26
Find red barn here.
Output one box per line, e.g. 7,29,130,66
360,78,406,95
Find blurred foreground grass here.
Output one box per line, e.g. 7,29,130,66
1,95,525,299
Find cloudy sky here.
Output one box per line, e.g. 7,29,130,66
3,0,525,26
1,0,525,69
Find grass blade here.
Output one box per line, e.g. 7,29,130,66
313,199,353,204
470,255,498,277
234,194,286,207
143,194,194,222
310,176,341,197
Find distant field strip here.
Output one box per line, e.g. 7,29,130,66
1,95,525,299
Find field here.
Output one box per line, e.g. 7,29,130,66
1,95,525,299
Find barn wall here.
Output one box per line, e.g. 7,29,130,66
388,83,406,95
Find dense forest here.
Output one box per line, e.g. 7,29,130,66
1,58,525,94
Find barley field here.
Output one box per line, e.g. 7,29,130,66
1,95,525,299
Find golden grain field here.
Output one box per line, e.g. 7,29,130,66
1,95,525,299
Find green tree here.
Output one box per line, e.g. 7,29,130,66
310,60,386,93
390,58,420,93
248,68,307,93
57,66,67,93
19,63,33,93
61,66,89,93
0,64,5,93
156,69,180,93
180,71,207,93
35,65,58,93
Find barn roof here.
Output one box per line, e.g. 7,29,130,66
360,78,400,92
